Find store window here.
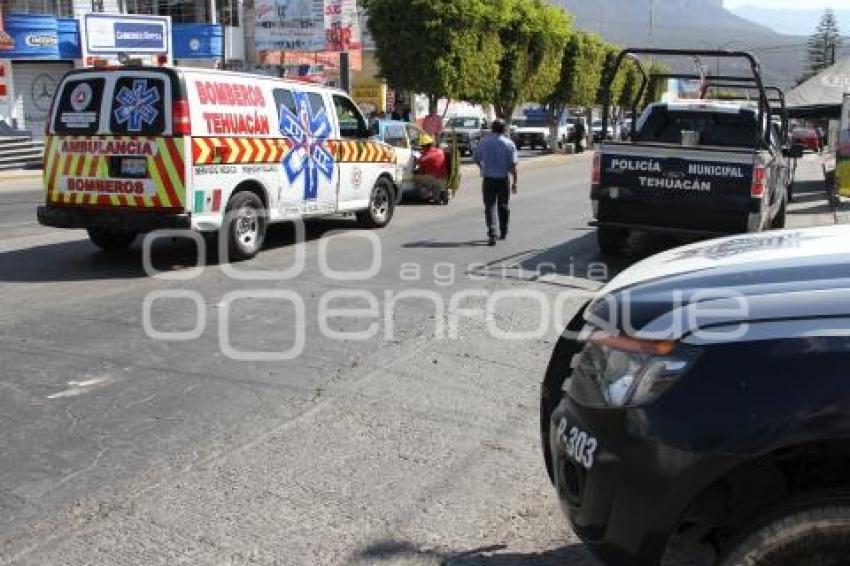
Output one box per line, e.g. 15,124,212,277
120,0,210,24
0,0,73,16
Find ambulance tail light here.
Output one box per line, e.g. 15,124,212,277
592,152,602,188
751,165,766,198
173,100,191,136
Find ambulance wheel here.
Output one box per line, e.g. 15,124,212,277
357,178,394,228
597,226,627,256
87,228,137,252
225,191,266,261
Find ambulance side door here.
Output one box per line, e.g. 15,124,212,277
331,93,373,211
276,87,339,216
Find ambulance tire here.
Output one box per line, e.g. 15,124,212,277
87,228,137,253
225,191,267,261
357,178,395,229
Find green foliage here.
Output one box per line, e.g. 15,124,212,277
492,0,571,120
365,0,508,103
802,8,842,83
547,30,606,111
643,61,671,107
617,62,643,109
597,44,627,106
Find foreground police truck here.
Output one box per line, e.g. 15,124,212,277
37,67,399,260
592,49,802,255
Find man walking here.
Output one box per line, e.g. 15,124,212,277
473,119,518,246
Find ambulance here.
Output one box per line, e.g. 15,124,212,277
37,67,399,260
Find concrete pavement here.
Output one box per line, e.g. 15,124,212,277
0,152,837,566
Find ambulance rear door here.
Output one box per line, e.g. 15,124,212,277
45,68,188,212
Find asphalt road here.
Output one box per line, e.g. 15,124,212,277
0,153,833,566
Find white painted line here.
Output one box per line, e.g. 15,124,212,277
47,377,112,399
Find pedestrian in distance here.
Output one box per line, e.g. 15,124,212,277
574,119,586,154
473,119,518,246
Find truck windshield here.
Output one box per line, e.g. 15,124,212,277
448,118,480,128
636,107,758,148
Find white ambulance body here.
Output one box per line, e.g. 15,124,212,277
39,66,398,259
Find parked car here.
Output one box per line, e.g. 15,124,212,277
440,116,487,156
791,127,821,152
541,224,850,566
591,119,613,143
512,116,550,150
372,119,428,203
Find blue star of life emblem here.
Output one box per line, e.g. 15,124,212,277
114,79,160,132
279,91,335,201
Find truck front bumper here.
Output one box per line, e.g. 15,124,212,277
37,205,191,232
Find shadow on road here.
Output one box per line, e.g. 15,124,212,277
353,540,599,565
404,239,492,249
0,217,365,283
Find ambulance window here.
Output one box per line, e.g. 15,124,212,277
273,89,295,118
53,77,105,135
384,124,408,148
109,76,166,136
333,94,368,139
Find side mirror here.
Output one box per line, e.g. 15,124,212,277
785,143,804,159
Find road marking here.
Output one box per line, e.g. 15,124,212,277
47,377,112,399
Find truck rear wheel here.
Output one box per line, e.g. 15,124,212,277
720,498,850,566
357,178,395,228
597,227,628,255
771,199,787,229
87,228,137,252
224,191,266,261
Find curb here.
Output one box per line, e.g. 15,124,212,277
0,169,42,181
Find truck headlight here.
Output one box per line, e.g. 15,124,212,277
568,332,699,408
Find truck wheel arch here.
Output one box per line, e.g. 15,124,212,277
229,180,270,212
668,439,850,560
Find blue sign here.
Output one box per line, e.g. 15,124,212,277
114,22,165,50
57,19,81,59
172,23,222,59
85,14,169,55
114,79,160,132
280,92,335,201
0,13,59,59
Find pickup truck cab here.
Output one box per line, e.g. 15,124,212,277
38,66,398,260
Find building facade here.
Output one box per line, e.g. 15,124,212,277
0,0,233,137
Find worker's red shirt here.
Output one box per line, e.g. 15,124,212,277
418,146,449,178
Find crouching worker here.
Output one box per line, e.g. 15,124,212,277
414,134,452,205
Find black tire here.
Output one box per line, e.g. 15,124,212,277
597,226,628,255
87,228,136,252
224,191,266,261
771,199,787,229
440,190,450,205
720,498,850,566
787,182,794,203
357,178,395,228
392,182,402,205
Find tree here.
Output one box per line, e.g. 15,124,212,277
547,31,606,111
802,9,842,82
491,0,571,122
597,44,627,108
643,61,671,107
364,0,507,106
617,61,643,110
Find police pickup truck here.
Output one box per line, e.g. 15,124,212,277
591,49,802,255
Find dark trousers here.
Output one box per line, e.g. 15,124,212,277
482,177,510,238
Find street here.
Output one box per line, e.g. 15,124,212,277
0,153,835,566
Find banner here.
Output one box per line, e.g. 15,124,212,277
323,0,361,52
255,0,325,52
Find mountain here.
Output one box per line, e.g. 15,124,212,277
730,6,850,37
552,0,807,89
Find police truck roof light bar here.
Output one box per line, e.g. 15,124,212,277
601,48,772,149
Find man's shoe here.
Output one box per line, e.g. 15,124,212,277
488,236,497,246
499,232,508,240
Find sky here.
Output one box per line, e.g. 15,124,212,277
724,0,849,8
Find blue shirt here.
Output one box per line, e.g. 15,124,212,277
473,133,518,179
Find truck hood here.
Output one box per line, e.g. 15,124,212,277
587,225,850,335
